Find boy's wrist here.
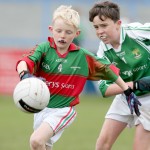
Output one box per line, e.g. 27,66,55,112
19,70,29,79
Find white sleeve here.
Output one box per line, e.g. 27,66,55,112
124,22,150,40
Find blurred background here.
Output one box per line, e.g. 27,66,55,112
0,0,149,95
0,1,149,150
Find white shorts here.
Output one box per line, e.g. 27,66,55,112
33,106,77,147
106,93,150,131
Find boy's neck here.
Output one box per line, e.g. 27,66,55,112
57,48,68,56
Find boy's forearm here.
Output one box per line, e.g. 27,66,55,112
115,76,128,91
105,77,134,97
17,61,28,74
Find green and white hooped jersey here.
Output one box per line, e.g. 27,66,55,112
97,22,150,96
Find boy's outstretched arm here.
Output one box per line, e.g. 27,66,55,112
115,76,141,116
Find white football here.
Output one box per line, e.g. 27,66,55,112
13,77,50,113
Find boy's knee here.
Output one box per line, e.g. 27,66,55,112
96,137,112,150
30,134,44,149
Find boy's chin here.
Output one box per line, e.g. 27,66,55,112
102,40,109,44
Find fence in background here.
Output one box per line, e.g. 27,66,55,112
0,49,26,95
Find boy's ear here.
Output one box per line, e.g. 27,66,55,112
49,26,53,32
116,20,121,30
75,30,81,38
118,20,122,25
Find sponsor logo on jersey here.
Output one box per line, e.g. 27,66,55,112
46,81,75,89
122,64,148,77
133,64,147,72
42,62,50,70
70,66,81,71
122,70,133,76
132,49,141,59
56,59,67,63
46,81,59,88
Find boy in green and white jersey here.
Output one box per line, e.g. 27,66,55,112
89,1,150,150
98,22,150,96
16,5,140,150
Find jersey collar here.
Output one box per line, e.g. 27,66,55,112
48,37,80,51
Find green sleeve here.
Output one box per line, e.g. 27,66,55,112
99,80,112,97
28,42,49,63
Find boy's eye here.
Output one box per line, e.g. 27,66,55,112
66,31,73,34
55,29,73,34
94,26,98,29
56,30,61,33
93,25,99,30
100,24,107,27
94,24,107,29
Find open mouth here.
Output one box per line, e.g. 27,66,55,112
100,36,107,40
58,39,66,44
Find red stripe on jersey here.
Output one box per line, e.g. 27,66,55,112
44,74,87,97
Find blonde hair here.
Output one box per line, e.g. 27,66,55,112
53,5,80,29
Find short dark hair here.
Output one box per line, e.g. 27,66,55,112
89,1,120,22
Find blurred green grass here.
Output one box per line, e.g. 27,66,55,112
0,95,134,150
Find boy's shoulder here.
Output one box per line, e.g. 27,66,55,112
37,41,53,51
122,22,150,30
38,41,50,47
79,47,96,57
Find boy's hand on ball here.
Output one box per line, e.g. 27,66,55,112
19,70,46,82
19,70,34,80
